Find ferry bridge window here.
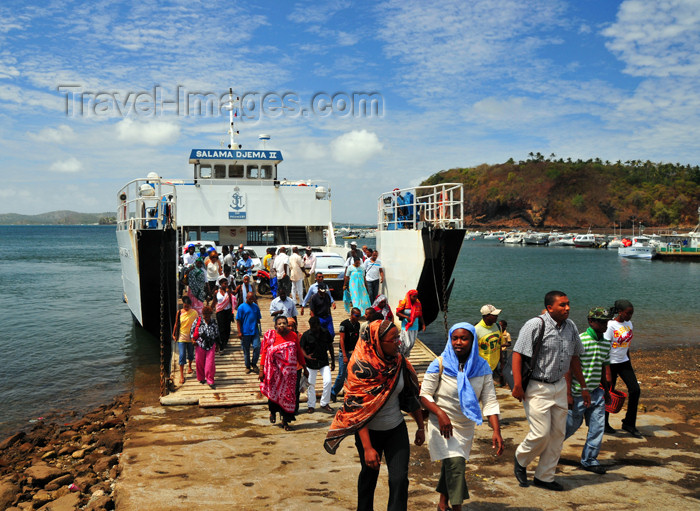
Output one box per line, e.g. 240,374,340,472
229,165,244,178
246,228,276,244
247,228,267,244
247,166,260,179
214,164,226,178
260,165,272,179
199,165,212,179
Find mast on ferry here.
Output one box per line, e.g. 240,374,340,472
224,88,241,150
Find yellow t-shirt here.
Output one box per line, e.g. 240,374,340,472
177,309,199,343
262,253,272,271
474,319,502,370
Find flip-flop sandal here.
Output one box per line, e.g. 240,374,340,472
269,413,276,424
179,378,185,384
283,423,294,431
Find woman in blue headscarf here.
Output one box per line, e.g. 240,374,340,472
420,322,504,511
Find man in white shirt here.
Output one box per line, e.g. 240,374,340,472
274,247,291,296
269,288,297,319
363,250,384,303
182,244,198,267
222,245,234,271
302,247,317,293
289,247,305,305
344,242,365,268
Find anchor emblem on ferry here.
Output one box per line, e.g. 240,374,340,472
230,187,245,210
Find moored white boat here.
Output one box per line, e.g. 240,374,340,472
523,232,549,245
574,231,596,247
503,231,524,244
549,233,576,246
483,230,507,241
619,236,657,259
607,237,624,249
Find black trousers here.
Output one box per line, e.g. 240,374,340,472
354,421,409,511
216,309,232,350
366,279,380,304
268,370,301,423
607,359,641,428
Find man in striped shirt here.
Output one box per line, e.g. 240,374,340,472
564,306,614,474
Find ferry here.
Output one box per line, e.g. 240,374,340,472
116,90,465,343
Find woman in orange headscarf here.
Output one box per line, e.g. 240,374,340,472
324,319,425,511
396,290,425,357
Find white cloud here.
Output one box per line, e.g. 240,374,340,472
115,119,180,146
337,31,360,46
28,125,75,144
299,141,327,160
330,129,384,165
0,83,65,112
602,0,700,77
288,1,350,24
0,53,20,79
376,0,567,102
49,157,83,173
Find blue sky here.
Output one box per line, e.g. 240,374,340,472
1,0,698,223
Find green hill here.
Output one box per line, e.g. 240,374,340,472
0,211,116,225
421,155,700,229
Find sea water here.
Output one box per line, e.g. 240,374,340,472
420,239,700,351
0,225,158,437
1,227,698,437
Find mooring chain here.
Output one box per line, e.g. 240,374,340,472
441,237,449,338
159,236,167,397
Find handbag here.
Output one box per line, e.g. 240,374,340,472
504,317,545,391
299,373,310,393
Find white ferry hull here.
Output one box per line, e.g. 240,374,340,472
378,227,465,326
117,226,178,338
117,229,143,326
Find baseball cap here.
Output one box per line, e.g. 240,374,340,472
480,304,502,316
306,246,312,251
588,306,613,320
350,242,357,247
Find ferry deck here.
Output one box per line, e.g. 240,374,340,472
161,295,437,407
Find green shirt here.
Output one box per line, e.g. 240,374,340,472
572,327,610,396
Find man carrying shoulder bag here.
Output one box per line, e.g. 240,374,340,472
511,291,590,492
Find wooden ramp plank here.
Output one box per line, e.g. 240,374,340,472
160,296,436,408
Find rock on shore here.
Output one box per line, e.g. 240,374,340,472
0,393,130,510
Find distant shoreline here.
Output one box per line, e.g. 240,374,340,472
0,223,115,226
0,210,115,225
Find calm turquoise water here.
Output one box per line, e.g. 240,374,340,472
420,238,700,352
1,227,698,437
0,225,159,437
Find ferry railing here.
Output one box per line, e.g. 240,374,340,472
377,183,463,231
117,178,177,231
